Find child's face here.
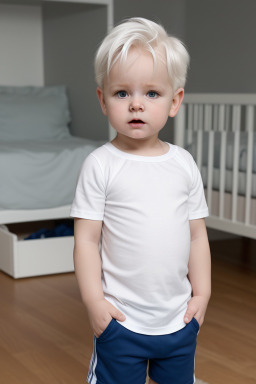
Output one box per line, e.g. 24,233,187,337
97,47,183,143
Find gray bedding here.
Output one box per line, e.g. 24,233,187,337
186,131,256,197
200,166,256,198
0,137,105,210
186,131,256,173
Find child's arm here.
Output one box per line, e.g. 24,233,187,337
73,218,126,337
184,218,211,327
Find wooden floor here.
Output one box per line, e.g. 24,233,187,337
0,238,255,384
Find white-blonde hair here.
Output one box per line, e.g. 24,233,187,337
94,17,190,92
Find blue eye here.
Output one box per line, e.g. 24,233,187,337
117,91,128,98
147,91,158,98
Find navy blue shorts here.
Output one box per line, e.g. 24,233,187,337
87,317,199,384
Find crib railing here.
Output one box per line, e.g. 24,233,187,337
174,94,256,239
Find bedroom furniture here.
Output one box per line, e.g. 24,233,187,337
0,0,113,279
174,93,256,240
0,85,106,279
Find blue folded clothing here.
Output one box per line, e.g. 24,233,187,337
25,221,74,240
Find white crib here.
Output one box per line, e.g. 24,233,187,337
174,93,256,240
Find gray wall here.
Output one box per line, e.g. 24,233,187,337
185,0,256,93
42,0,256,139
114,0,186,39
43,2,109,140
116,0,256,94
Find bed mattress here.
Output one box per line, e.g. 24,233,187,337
0,137,106,210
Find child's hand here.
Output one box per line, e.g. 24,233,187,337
87,298,126,338
184,295,209,327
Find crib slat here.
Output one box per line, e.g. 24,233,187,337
219,105,226,218
245,105,254,225
187,104,193,145
203,105,213,213
207,130,214,215
231,105,241,222
196,105,204,169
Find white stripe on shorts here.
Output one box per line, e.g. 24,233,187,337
87,337,97,384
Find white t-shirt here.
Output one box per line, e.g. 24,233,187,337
70,142,209,335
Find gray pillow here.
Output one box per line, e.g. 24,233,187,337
0,85,71,141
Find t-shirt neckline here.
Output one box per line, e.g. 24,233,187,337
104,142,176,162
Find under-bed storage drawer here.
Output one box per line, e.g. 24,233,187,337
0,227,74,279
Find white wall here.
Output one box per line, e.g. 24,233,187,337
0,4,44,86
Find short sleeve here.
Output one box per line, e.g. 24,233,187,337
188,158,209,220
70,154,105,220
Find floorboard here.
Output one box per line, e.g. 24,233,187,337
0,238,255,383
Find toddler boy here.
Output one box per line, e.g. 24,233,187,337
71,17,211,384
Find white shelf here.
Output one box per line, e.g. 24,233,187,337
0,0,112,5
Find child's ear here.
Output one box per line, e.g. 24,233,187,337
96,87,108,116
169,88,184,117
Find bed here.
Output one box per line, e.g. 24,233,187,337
174,93,256,240
0,137,105,223
0,85,105,278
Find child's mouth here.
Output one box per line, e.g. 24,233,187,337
129,119,145,128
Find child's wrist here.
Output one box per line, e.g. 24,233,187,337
83,296,105,309
192,290,211,302
190,294,211,310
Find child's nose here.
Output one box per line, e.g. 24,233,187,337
129,99,144,112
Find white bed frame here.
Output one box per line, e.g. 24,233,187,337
174,93,256,240
0,205,71,225
0,0,113,278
